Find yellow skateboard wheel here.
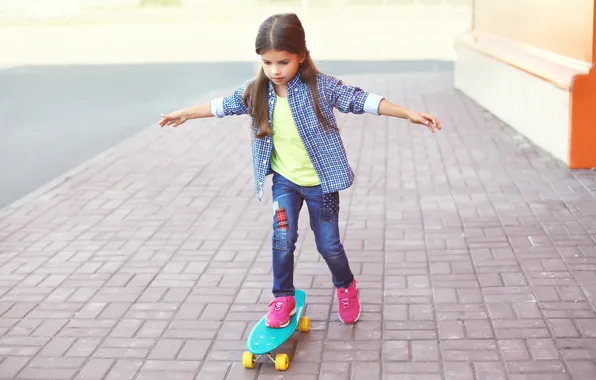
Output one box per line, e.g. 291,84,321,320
242,351,256,369
298,316,310,332
275,353,289,371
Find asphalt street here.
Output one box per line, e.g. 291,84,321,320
0,60,452,208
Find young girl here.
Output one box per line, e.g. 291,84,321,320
159,13,441,328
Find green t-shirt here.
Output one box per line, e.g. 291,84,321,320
270,95,321,186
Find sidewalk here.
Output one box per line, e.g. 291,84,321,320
1,70,596,380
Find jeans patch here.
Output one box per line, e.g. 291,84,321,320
272,200,279,216
275,208,289,230
320,192,339,222
273,198,289,250
320,207,333,222
273,227,288,250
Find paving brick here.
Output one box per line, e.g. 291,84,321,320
411,340,439,361
294,340,324,362
548,319,581,338
498,339,530,361
103,359,142,380
508,374,571,380
351,362,380,380
65,338,102,357
526,339,561,360
382,341,409,361
566,360,596,380
383,362,441,378
444,362,475,380
177,340,212,361
0,357,30,379
507,360,567,375
323,341,381,361
38,337,76,357
17,367,78,379
493,319,551,339
473,362,507,380
575,319,596,337
74,358,115,380
136,371,196,380
136,320,169,338
441,340,500,362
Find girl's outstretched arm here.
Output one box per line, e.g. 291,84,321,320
378,99,442,133
159,85,250,128
159,102,213,128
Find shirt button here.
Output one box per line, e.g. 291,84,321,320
263,160,267,164
295,88,298,92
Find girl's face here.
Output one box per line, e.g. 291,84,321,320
260,50,304,87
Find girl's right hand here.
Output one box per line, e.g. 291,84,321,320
159,111,188,128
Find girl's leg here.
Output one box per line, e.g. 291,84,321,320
271,172,303,296
267,172,303,328
304,188,360,324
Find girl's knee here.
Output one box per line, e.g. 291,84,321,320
317,238,343,258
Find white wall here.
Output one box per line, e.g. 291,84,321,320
453,44,571,164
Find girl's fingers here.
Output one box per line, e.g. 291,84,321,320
432,116,441,130
159,116,183,128
423,115,437,133
423,114,440,131
431,115,441,130
160,114,177,127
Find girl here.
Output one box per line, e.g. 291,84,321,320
159,13,441,328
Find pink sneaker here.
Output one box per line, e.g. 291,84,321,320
265,296,296,328
337,279,360,324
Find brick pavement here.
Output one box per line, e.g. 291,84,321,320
1,70,596,379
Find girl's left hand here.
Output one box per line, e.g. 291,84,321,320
407,111,442,133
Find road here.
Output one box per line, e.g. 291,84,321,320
0,60,452,209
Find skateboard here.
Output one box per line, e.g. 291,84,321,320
242,289,309,371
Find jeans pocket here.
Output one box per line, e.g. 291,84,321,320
273,227,288,250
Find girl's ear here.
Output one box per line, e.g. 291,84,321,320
299,51,306,64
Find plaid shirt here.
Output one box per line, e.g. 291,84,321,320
210,72,384,200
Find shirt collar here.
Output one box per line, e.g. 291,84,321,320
268,70,303,95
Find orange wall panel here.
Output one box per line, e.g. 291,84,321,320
474,0,594,63
570,67,596,168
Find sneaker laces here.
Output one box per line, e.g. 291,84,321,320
340,297,351,308
269,298,287,313
339,288,353,309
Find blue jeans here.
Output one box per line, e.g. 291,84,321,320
270,172,354,297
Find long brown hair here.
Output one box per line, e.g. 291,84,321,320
242,13,332,138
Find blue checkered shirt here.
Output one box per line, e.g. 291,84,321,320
210,72,384,200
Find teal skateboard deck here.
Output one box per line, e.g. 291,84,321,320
242,289,309,371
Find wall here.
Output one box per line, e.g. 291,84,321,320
454,0,596,168
474,0,593,63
